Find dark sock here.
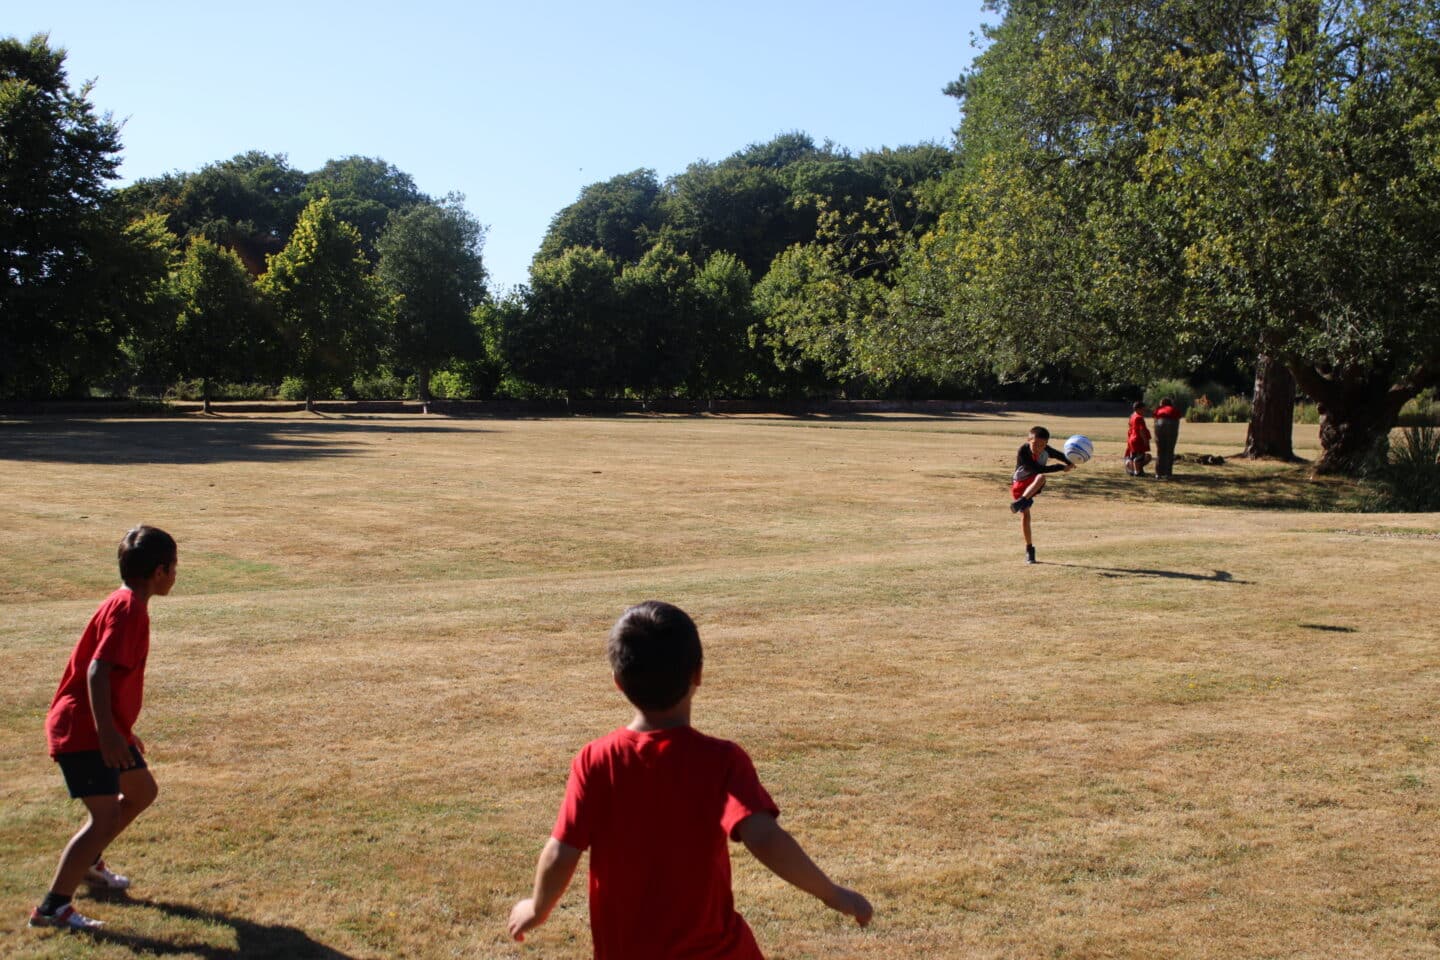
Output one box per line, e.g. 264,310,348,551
39,892,71,915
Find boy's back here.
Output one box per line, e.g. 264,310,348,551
555,725,776,960
509,601,870,952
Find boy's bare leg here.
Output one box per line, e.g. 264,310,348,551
47,767,156,897
48,797,121,898
107,766,158,845
1021,509,1033,546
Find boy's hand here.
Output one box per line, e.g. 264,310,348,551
98,726,133,769
507,898,542,941
824,884,874,927
1064,463,1075,471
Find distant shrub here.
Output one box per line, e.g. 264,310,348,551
443,358,505,400
218,383,276,400
350,371,412,400
1363,426,1440,512
1294,402,1321,424
1186,394,1251,423
1399,389,1440,427
1145,378,1195,412
429,370,468,399
167,380,276,401
277,377,308,400
1211,395,1252,423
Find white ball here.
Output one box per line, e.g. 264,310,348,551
1063,434,1093,464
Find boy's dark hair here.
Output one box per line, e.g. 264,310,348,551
118,525,177,583
1133,401,1147,413
608,601,703,713
1028,426,1050,440
1159,396,1173,407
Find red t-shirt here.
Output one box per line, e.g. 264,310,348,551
552,725,780,960
1154,404,1181,420
46,587,150,756
1126,411,1152,455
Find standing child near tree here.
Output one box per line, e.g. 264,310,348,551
1125,402,1153,476
1010,425,1075,565
1152,397,1182,479
28,526,178,931
508,600,872,957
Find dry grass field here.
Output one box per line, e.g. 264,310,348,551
1,409,1436,960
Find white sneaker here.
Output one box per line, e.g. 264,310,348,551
29,903,104,930
85,860,131,890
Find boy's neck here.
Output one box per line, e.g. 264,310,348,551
627,705,692,732
121,581,152,605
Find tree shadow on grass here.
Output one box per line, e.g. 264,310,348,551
1065,462,1360,512
0,417,482,466
1043,561,1253,584
80,896,358,959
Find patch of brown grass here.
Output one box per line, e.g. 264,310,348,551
1,411,1436,959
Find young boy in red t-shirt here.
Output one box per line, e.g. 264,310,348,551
1125,402,1153,476
29,526,178,931
508,601,872,957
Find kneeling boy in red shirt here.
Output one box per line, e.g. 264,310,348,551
508,600,872,957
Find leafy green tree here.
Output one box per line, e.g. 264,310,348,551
901,0,1440,474
1,33,129,396
502,247,623,398
258,197,387,409
120,151,308,276
536,169,662,265
376,198,488,404
304,156,428,262
1143,0,1440,472
613,243,700,398
659,161,800,278
657,134,839,277
689,251,757,399
171,238,271,411
756,199,908,391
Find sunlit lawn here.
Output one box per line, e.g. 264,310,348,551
1,409,1436,959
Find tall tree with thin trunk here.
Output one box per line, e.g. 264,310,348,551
172,238,270,412
376,198,488,405
258,198,386,410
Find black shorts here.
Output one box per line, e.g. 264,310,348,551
54,747,147,799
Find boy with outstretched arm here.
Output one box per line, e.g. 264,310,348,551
29,525,178,931
508,600,872,958
1010,425,1074,565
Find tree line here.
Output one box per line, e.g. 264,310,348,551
5,3,1438,475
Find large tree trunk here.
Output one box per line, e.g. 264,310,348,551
202,377,212,415
1314,403,1402,475
417,365,432,406
1243,351,1296,460
1290,363,1418,476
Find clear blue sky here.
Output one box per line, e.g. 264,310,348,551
13,1,991,292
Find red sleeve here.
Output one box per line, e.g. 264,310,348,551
722,744,780,840
92,597,143,670
551,749,592,851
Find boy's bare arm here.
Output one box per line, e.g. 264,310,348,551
508,838,582,941
736,812,873,926
86,659,133,769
